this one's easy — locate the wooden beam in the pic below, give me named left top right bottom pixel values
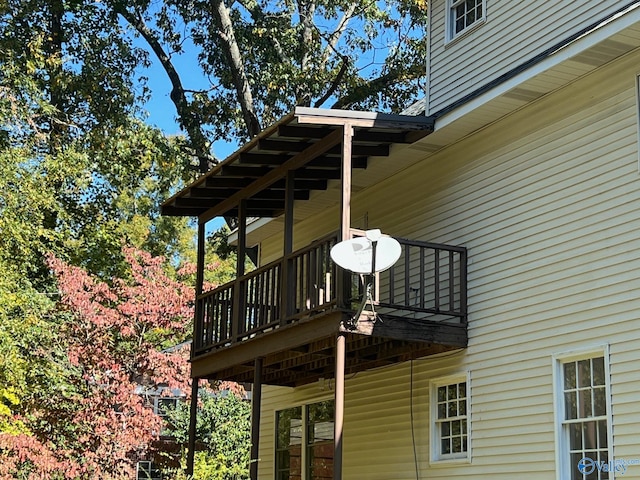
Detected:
left=340, top=124, right=353, bottom=241
left=270, top=178, right=329, bottom=191
left=204, top=177, right=253, bottom=188
left=258, top=138, right=314, bottom=152
left=240, top=153, right=368, bottom=169
left=220, top=165, right=271, bottom=178
left=294, top=106, right=435, bottom=130
left=190, top=312, right=343, bottom=378
left=334, top=332, right=345, bottom=480
left=231, top=200, right=247, bottom=343
left=277, top=125, right=333, bottom=139
left=198, top=127, right=343, bottom=223
left=340, top=315, right=467, bottom=347
left=292, top=168, right=341, bottom=180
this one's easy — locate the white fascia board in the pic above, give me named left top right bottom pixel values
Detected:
left=435, top=3, right=640, bottom=131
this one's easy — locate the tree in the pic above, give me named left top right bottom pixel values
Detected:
left=162, top=387, right=252, bottom=480
left=115, top=0, right=429, bottom=169
left=0, top=248, right=196, bottom=478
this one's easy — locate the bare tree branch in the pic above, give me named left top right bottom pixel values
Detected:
left=320, top=3, right=358, bottom=68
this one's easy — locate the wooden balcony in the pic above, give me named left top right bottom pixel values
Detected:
left=191, top=230, right=467, bottom=386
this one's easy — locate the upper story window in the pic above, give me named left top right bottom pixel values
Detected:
left=448, top=0, right=485, bottom=41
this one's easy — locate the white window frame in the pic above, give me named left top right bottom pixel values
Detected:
left=553, top=345, right=613, bottom=480
left=429, top=372, right=471, bottom=464
left=446, top=0, right=486, bottom=43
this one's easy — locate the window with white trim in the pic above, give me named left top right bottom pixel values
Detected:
left=430, top=374, right=470, bottom=463
left=555, top=348, right=612, bottom=480
left=276, top=400, right=334, bottom=480
left=448, top=0, right=485, bottom=40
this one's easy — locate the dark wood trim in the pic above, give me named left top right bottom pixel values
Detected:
left=190, top=312, right=343, bottom=378
left=186, top=378, right=199, bottom=476
left=341, top=314, right=467, bottom=346
left=198, top=128, right=343, bottom=223
left=334, top=332, right=346, bottom=480
left=249, top=358, right=263, bottom=480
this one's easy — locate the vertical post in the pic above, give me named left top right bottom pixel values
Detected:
left=281, top=170, right=295, bottom=324
left=340, top=124, right=352, bottom=242
left=193, top=222, right=206, bottom=352
left=250, top=357, right=264, bottom=480
left=186, top=378, right=199, bottom=476
left=334, top=124, right=352, bottom=480
left=232, top=200, right=247, bottom=342
left=187, top=222, right=206, bottom=476
left=334, top=332, right=346, bottom=480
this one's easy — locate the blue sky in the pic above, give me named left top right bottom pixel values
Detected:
left=137, top=48, right=230, bottom=232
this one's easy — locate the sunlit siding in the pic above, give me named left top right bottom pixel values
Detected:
left=257, top=47, right=640, bottom=478
left=427, top=0, right=630, bottom=113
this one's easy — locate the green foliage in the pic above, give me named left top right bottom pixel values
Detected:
left=118, top=0, right=428, bottom=147
left=163, top=389, right=251, bottom=480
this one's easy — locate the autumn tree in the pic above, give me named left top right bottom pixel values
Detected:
left=0, top=248, right=196, bottom=478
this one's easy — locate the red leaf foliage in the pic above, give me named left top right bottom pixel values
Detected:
left=0, top=248, right=195, bottom=479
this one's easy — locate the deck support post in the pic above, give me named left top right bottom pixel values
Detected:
left=334, top=124, right=352, bottom=480
left=187, top=222, right=206, bottom=476
left=186, top=378, right=199, bottom=475
left=282, top=170, right=295, bottom=324
left=232, top=200, right=247, bottom=342
left=250, top=357, right=263, bottom=480
left=334, top=332, right=346, bottom=480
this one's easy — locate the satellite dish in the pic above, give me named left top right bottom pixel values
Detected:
left=330, top=229, right=401, bottom=274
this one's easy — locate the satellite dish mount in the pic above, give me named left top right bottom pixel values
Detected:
left=330, top=229, right=402, bottom=329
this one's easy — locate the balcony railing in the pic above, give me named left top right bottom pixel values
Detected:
left=193, top=231, right=466, bottom=357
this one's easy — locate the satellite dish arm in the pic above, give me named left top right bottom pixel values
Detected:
left=347, top=239, right=378, bottom=329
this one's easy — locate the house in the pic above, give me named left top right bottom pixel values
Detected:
left=161, top=1, right=640, bottom=479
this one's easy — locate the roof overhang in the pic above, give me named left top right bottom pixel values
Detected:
left=161, top=107, right=435, bottom=223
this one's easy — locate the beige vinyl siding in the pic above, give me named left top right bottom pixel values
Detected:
left=257, top=45, right=640, bottom=478
left=427, top=0, right=631, bottom=113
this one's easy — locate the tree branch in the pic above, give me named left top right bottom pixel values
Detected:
left=330, top=61, right=425, bottom=110
left=210, top=0, right=262, bottom=138
left=236, top=0, right=290, bottom=64
left=115, top=5, right=217, bottom=173
left=313, top=57, right=349, bottom=108
left=320, top=2, right=358, bottom=69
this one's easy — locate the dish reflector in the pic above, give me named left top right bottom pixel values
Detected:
left=330, top=234, right=401, bottom=274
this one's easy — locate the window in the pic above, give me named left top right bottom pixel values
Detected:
left=154, top=396, right=180, bottom=419
left=137, top=461, right=162, bottom=480
left=276, top=400, right=334, bottom=480
left=430, top=374, right=470, bottom=463
left=554, top=348, right=611, bottom=480
left=276, top=406, right=303, bottom=480
left=306, top=401, right=334, bottom=480
left=448, top=0, right=485, bottom=40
